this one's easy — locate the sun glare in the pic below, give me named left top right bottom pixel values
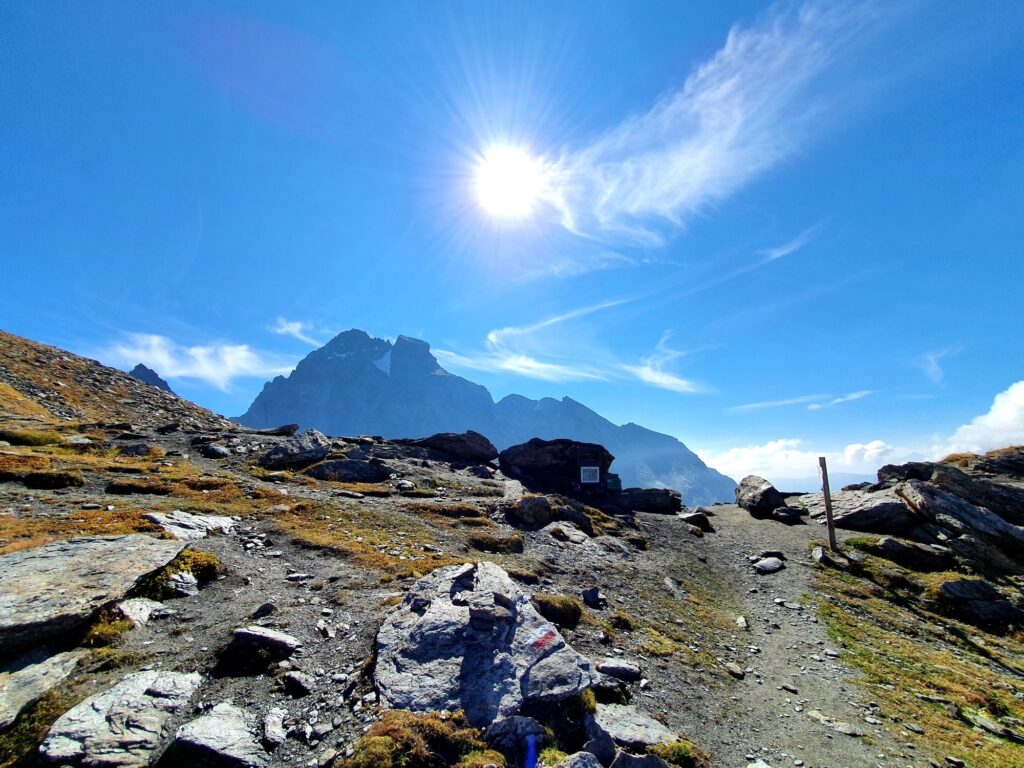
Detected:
left=474, top=146, right=548, bottom=219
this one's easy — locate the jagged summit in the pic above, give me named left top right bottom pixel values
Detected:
left=129, top=363, right=174, bottom=394
left=235, top=329, right=735, bottom=504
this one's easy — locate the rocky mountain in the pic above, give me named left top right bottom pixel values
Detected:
left=236, top=330, right=736, bottom=505
left=129, top=363, right=174, bottom=394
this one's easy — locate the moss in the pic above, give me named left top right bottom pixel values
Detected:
left=532, top=594, right=584, bottom=629
left=340, top=710, right=492, bottom=768
left=0, top=429, right=62, bottom=446
left=82, top=614, right=133, bottom=647
left=537, top=748, right=569, bottom=766
left=23, top=470, right=85, bottom=489
left=580, top=688, right=597, bottom=714
left=467, top=531, right=524, bottom=554
left=0, top=687, right=84, bottom=768
left=134, top=548, right=224, bottom=600
left=456, top=750, right=506, bottom=768
left=105, top=479, right=172, bottom=495
left=647, top=738, right=707, bottom=767
left=608, top=611, right=637, bottom=631
left=639, top=627, right=676, bottom=657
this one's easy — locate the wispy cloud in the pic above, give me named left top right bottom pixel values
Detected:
left=270, top=317, right=324, bottom=347
left=486, top=299, right=630, bottom=349
left=540, top=1, right=875, bottom=245
left=434, top=349, right=606, bottom=383
left=758, top=223, right=825, bottom=261
left=727, top=394, right=828, bottom=413
left=807, top=389, right=873, bottom=411
left=620, top=332, right=700, bottom=393
left=102, top=333, right=295, bottom=391
left=915, top=345, right=962, bottom=384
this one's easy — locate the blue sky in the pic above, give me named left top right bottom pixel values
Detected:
left=2, top=1, right=1023, bottom=485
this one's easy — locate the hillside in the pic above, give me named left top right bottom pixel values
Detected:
left=236, top=330, right=735, bottom=505
left=2, top=329, right=1024, bottom=768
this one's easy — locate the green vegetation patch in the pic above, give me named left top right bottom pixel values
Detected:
left=134, top=548, right=224, bottom=600
left=647, top=738, right=708, bottom=768
left=0, top=429, right=62, bottom=446
left=340, top=710, right=503, bottom=768
left=532, top=594, right=584, bottom=629
left=467, top=531, right=524, bottom=554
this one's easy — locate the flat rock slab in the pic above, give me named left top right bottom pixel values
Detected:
left=232, top=626, right=302, bottom=657
left=375, top=561, right=594, bottom=726
left=166, top=702, right=268, bottom=768
left=143, top=510, right=234, bottom=540
left=0, top=650, right=85, bottom=730
left=40, top=670, right=201, bottom=766
left=0, top=535, right=186, bottom=656
left=797, top=488, right=913, bottom=534
left=585, top=703, right=676, bottom=753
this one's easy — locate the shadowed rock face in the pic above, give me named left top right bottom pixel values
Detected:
left=129, top=363, right=174, bottom=394
left=374, top=562, right=594, bottom=726
left=0, top=535, right=186, bottom=656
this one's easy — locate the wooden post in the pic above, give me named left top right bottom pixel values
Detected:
left=819, top=456, right=838, bottom=551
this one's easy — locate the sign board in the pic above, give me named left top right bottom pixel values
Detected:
left=580, top=466, right=600, bottom=484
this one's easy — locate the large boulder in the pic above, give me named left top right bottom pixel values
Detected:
left=926, top=578, right=1023, bottom=631
left=897, top=480, right=1024, bottom=554
left=618, top=488, right=682, bottom=515
left=499, top=439, right=614, bottom=498
left=256, top=430, right=331, bottom=470
left=408, top=430, right=498, bottom=464
left=797, top=488, right=915, bottom=534
left=0, top=535, right=186, bottom=656
left=375, top=562, right=594, bottom=726
left=143, top=509, right=234, bottom=540
left=584, top=703, right=676, bottom=754
left=735, top=476, right=786, bottom=517
left=1, top=650, right=85, bottom=731
left=40, top=670, right=201, bottom=765
left=928, top=464, right=1024, bottom=526
left=304, top=458, right=390, bottom=483
left=164, top=702, right=269, bottom=768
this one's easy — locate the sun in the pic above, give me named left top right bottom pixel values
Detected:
left=474, top=146, right=548, bottom=219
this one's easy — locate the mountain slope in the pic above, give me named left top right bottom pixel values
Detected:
left=236, top=330, right=735, bottom=504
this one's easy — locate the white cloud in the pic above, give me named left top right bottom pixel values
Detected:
left=103, top=333, right=295, bottom=391
left=807, top=389, right=873, bottom=411
left=620, top=332, right=700, bottom=393
left=434, top=349, right=606, bottom=383
left=542, top=1, right=873, bottom=244
left=698, top=436, right=900, bottom=485
left=915, top=345, right=962, bottom=384
left=270, top=317, right=324, bottom=347
left=933, top=380, right=1024, bottom=457
left=728, top=394, right=828, bottom=413
left=758, top=223, right=824, bottom=261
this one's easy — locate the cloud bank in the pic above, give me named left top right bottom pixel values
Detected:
left=933, top=380, right=1024, bottom=457
left=103, top=333, right=295, bottom=391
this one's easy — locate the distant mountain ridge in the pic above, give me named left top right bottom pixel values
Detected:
left=235, top=329, right=736, bottom=504
left=129, top=363, right=174, bottom=394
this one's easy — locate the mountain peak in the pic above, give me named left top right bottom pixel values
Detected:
left=129, top=363, right=174, bottom=394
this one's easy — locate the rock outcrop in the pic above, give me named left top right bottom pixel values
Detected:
left=499, top=438, right=615, bottom=499
left=1, top=650, right=84, bottom=730
left=143, top=510, right=234, bottom=540
left=0, top=535, right=185, bottom=656
left=405, top=430, right=499, bottom=464
left=375, top=562, right=594, bottom=725
left=256, top=429, right=332, bottom=470
left=165, top=702, right=269, bottom=768
left=617, top=487, right=682, bottom=515
left=40, top=670, right=201, bottom=765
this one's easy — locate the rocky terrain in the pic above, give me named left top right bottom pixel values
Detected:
left=1, top=329, right=1023, bottom=768
left=235, top=330, right=735, bottom=505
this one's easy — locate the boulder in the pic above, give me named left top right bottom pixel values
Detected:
left=507, top=496, right=554, bottom=526
left=40, top=670, right=201, bottom=765
left=202, top=444, right=233, bottom=459
left=868, top=537, right=954, bottom=572
left=969, top=446, right=1024, bottom=477
left=304, top=458, right=390, bottom=483
left=555, top=754, right=603, bottom=768
left=876, top=462, right=934, bottom=487
left=143, top=509, right=234, bottom=540
left=117, top=597, right=169, bottom=625
left=499, top=438, right=614, bottom=498
left=1, top=650, right=84, bottom=731
left=735, top=476, right=786, bottom=517
left=678, top=511, right=712, bottom=532
left=928, top=464, right=1024, bottom=526
left=545, top=522, right=590, bottom=545
left=585, top=703, right=676, bottom=754
left=596, top=659, right=642, bottom=682
left=257, top=430, right=331, bottom=470
left=610, top=753, right=672, bottom=768
left=897, top=480, right=1024, bottom=554
left=769, top=507, right=804, bottom=525
left=0, top=535, right=185, bottom=656
left=752, top=557, right=785, bottom=575
left=928, top=578, right=1023, bottom=631
left=165, top=702, right=268, bottom=768
left=408, top=431, right=498, bottom=464
left=375, top=562, right=594, bottom=726
left=797, top=488, right=915, bottom=534
left=231, top=626, right=302, bottom=658
left=484, top=716, right=547, bottom=761
left=618, top=488, right=682, bottom=515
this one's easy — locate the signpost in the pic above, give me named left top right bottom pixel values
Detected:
left=819, top=456, right=838, bottom=551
